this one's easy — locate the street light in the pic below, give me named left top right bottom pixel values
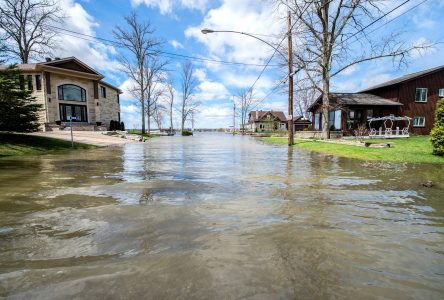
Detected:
left=201, top=27, right=294, bottom=146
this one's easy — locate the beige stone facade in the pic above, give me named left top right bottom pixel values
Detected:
left=4, top=57, right=121, bottom=131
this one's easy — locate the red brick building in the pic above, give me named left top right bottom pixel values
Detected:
left=308, top=66, right=444, bottom=135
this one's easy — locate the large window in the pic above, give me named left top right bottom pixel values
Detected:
left=314, top=113, right=321, bottom=131
left=27, top=75, right=33, bottom=91
left=59, top=104, right=88, bottom=122
left=415, top=88, right=428, bottom=102
left=347, top=109, right=362, bottom=129
left=413, top=116, right=425, bottom=127
left=439, top=88, right=444, bottom=98
left=58, top=84, right=86, bottom=102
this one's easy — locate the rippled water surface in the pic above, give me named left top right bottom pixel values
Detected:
left=0, top=134, right=443, bottom=299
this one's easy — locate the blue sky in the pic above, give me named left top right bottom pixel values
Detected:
left=49, top=0, right=444, bottom=129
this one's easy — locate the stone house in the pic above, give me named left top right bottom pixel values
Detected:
left=0, top=57, right=121, bottom=131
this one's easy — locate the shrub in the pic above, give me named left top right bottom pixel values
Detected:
left=182, top=130, right=193, bottom=136
left=109, top=120, right=116, bottom=131
left=431, top=98, right=444, bottom=156
left=120, top=121, right=125, bottom=131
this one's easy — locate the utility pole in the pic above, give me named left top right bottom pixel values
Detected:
left=233, top=96, right=236, bottom=135
left=287, top=2, right=294, bottom=146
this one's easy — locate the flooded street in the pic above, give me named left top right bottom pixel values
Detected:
left=0, top=134, right=443, bottom=299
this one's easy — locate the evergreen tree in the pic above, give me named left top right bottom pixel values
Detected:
left=431, top=99, right=444, bottom=156
left=0, top=66, right=42, bottom=132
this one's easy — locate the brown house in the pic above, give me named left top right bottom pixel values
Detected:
left=308, top=65, right=444, bottom=135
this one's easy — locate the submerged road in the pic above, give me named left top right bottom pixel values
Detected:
left=0, top=133, right=443, bottom=299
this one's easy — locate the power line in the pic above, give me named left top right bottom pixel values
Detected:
left=46, top=25, right=282, bottom=67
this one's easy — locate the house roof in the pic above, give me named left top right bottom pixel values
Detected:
left=249, top=110, right=287, bottom=122
left=360, top=65, right=444, bottom=92
left=308, top=93, right=402, bottom=112
left=293, top=116, right=311, bottom=123
left=0, top=57, right=121, bottom=92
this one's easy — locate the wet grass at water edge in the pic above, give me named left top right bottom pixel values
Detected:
left=126, top=129, right=160, bottom=139
left=262, top=136, right=444, bottom=164
left=0, top=133, right=96, bottom=157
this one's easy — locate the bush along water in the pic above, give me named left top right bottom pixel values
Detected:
left=431, top=98, right=444, bottom=156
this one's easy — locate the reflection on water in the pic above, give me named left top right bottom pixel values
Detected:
left=0, top=133, right=443, bottom=299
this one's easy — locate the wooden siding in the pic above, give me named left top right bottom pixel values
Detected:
left=369, top=69, right=444, bottom=135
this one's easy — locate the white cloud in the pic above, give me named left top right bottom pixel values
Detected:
left=54, top=0, right=120, bottom=76
left=121, top=104, right=138, bottom=113
left=170, top=39, right=184, bottom=49
left=131, top=0, right=209, bottom=14
left=196, top=80, right=230, bottom=101
left=185, top=0, right=285, bottom=66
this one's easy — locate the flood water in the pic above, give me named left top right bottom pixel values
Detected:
left=0, top=134, right=443, bottom=299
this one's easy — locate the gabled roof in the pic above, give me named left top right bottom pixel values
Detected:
left=360, top=65, right=444, bottom=92
left=40, top=57, right=103, bottom=77
left=308, top=93, right=402, bottom=112
left=249, top=110, right=287, bottom=122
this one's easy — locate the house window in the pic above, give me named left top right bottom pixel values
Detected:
left=334, top=110, right=341, bottom=130
left=19, top=75, right=25, bottom=90
left=314, top=113, right=321, bottom=131
left=117, top=94, right=120, bottom=104
left=347, top=109, right=362, bottom=129
left=100, top=86, right=106, bottom=98
left=59, top=104, right=87, bottom=122
left=27, top=75, right=33, bottom=91
left=58, top=84, right=86, bottom=102
left=439, top=88, right=444, bottom=98
left=413, top=116, right=425, bottom=127
left=35, top=75, right=41, bottom=90
left=415, top=88, right=428, bottom=102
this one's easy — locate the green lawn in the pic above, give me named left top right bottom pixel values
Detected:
left=126, top=129, right=159, bottom=139
left=262, top=136, right=444, bottom=164
left=0, top=133, right=96, bottom=157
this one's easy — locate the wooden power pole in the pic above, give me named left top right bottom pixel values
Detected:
left=287, top=3, right=294, bottom=146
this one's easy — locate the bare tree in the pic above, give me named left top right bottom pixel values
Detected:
left=279, top=0, right=431, bottom=138
left=153, top=102, right=166, bottom=131
left=114, top=12, right=161, bottom=134
left=143, top=57, right=168, bottom=133
left=236, top=88, right=258, bottom=134
left=0, top=0, right=63, bottom=63
left=179, top=61, right=199, bottom=132
left=164, top=79, right=175, bottom=133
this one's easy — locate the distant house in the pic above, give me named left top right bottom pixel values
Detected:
left=0, top=57, right=121, bottom=131
left=308, top=65, right=444, bottom=135
left=247, top=110, right=287, bottom=132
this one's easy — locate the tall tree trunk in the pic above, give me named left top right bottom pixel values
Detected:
left=170, top=107, right=173, bottom=133
left=141, top=95, right=145, bottom=134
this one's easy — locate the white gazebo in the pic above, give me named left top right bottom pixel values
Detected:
left=368, top=116, right=412, bottom=138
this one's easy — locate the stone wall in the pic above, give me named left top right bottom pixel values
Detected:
left=98, top=84, right=120, bottom=128
left=295, top=131, right=343, bottom=139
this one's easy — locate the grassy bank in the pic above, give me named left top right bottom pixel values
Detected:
left=0, top=133, right=95, bottom=157
left=262, top=136, right=444, bottom=164
left=127, top=129, right=159, bottom=139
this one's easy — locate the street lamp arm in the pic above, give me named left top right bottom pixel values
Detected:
left=201, top=28, right=288, bottom=62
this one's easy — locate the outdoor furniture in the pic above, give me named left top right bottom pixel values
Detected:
left=365, top=142, right=392, bottom=148
left=368, top=116, right=411, bottom=138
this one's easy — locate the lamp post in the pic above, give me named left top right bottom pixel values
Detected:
left=201, top=27, right=294, bottom=146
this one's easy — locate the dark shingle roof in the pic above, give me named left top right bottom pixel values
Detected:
left=249, top=110, right=287, bottom=122
left=360, top=65, right=444, bottom=92
left=308, top=93, right=402, bottom=111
